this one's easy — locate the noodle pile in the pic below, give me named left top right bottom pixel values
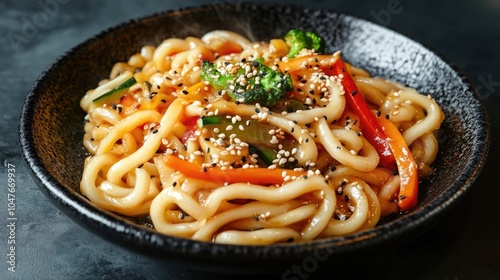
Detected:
left=80, top=30, right=444, bottom=244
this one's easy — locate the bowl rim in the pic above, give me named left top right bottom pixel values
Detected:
left=18, top=1, right=491, bottom=266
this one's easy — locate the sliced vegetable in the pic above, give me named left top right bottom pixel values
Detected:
left=181, top=81, right=212, bottom=101
left=199, top=116, right=299, bottom=167
left=249, top=144, right=276, bottom=166
left=197, top=115, right=223, bottom=127
left=273, top=99, right=309, bottom=113
left=331, top=58, right=396, bottom=169
left=249, top=145, right=298, bottom=169
left=93, top=77, right=136, bottom=107
left=164, top=154, right=306, bottom=185
left=201, top=117, right=278, bottom=148
left=375, top=115, right=419, bottom=211
left=181, top=116, right=200, bottom=143
left=119, top=94, right=135, bottom=107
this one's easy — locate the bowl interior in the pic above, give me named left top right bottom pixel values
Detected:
left=19, top=3, right=489, bottom=273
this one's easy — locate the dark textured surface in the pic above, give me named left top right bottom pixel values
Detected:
left=2, top=0, right=500, bottom=279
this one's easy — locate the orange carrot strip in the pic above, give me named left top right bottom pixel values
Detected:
left=164, top=154, right=307, bottom=185
left=375, top=115, right=419, bottom=211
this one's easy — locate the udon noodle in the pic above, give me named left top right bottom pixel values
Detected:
left=80, top=30, right=444, bottom=244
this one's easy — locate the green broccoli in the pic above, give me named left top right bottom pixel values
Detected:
left=284, top=29, right=326, bottom=58
left=201, top=58, right=293, bottom=108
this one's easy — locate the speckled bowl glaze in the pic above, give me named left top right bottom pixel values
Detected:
left=19, top=3, right=489, bottom=274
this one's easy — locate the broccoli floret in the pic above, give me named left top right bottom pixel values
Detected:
left=201, top=58, right=293, bottom=108
left=200, top=60, right=233, bottom=90
left=284, top=29, right=326, bottom=58
left=305, top=31, right=326, bottom=54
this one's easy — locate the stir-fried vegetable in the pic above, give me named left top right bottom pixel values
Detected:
left=198, top=115, right=299, bottom=168
left=331, top=58, right=396, bottom=169
left=284, top=29, right=326, bottom=58
left=164, top=154, right=306, bottom=185
left=375, top=116, right=419, bottom=211
left=93, top=76, right=136, bottom=107
left=201, top=58, right=293, bottom=107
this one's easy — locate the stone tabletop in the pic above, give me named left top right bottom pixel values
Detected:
left=1, top=0, right=499, bottom=279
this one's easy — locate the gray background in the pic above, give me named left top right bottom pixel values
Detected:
left=1, top=0, right=499, bottom=279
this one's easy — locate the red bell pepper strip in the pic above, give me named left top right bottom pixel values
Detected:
left=375, top=115, right=419, bottom=211
left=181, top=116, right=200, bottom=144
left=331, top=58, right=396, bottom=169
left=164, top=154, right=307, bottom=185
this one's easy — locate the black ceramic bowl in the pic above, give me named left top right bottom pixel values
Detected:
left=19, top=2, right=489, bottom=274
